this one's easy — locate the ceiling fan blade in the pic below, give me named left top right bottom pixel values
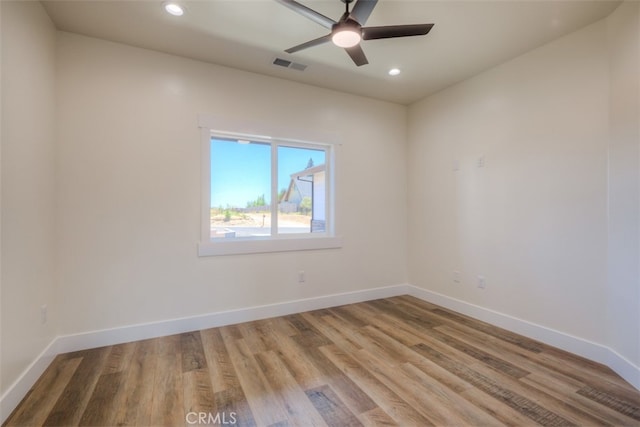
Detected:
left=345, top=44, right=369, bottom=66
left=349, top=0, right=378, bottom=25
left=362, top=23, right=434, bottom=40
left=285, top=34, right=332, bottom=54
left=274, top=0, right=336, bottom=29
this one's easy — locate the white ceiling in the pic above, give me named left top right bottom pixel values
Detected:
left=42, top=0, right=620, bottom=105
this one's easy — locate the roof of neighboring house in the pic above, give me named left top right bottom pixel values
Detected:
left=289, top=164, right=325, bottom=179
left=281, top=164, right=325, bottom=203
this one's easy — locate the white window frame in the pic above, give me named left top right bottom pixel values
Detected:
left=198, top=116, right=342, bottom=256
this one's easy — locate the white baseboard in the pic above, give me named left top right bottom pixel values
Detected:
left=0, top=339, right=58, bottom=423
left=55, top=284, right=409, bottom=353
left=3, top=282, right=639, bottom=424
left=406, top=285, right=640, bottom=391
left=606, top=348, right=640, bottom=391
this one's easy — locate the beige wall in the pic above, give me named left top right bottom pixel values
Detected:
left=1, top=1, right=58, bottom=395
left=407, top=20, right=610, bottom=343
left=407, top=3, right=640, bottom=375
left=606, top=1, right=640, bottom=371
left=54, top=32, right=408, bottom=335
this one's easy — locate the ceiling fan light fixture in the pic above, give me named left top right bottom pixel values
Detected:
left=163, top=2, right=184, bottom=16
left=332, top=27, right=362, bottom=48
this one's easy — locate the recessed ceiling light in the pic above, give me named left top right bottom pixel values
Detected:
left=163, top=2, right=184, bottom=16
left=388, top=68, right=401, bottom=76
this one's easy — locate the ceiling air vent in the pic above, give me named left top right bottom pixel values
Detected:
left=272, top=57, right=307, bottom=72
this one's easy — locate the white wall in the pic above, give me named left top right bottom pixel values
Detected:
left=0, top=1, right=57, bottom=396
left=606, top=1, right=640, bottom=378
left=407, top=21, right=610, bottom=344
left=54, top=32, right=408, bottom=335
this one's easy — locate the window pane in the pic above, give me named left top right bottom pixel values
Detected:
left=210, top=138, right=271, bottom=239
left=277, top=146, right=326, bottom=235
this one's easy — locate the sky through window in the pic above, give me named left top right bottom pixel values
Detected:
left=210, top=138, right=325, bottom=208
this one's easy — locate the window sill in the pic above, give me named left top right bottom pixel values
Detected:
left=198, top=235, right=343, bottom=256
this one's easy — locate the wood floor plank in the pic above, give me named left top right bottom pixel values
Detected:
left=428, top=327, right=531, bottom=379
left=535, top=349, right=640, bottom=399
left=112, top=338, right=159, bottom=426
left=254, top=350, right=328, bottom=426
left=357, top=407, right=397, bottom=427
left=543, top=344, right=626, bottom=380
left=292, top=333, right=378, bottom=415
left=222, top=334, right=289, bottom=425
left=287, top=313, right=334, bottom=348
left=237, top=319, right=281, bottom=354
left=305, top=384, right=363, bottom=427
left=327, top=305, right=369, bottom=328
left=201, top=327, right=240, bottom=393
left=428, top=307, right=545, bottom=353
left=4, top=356, right=82, bottom=426
left=270, top=314, right=301, bottom=337
left=102, top=341, right=136, bottom=375
left=183, top=368, right=216, bottom=417
left=393, top=294, right=441, bottom=310
left=78, top=371, right=126, bottom=426
left=351, top=307, right=474, bottom=394
left=522, top=373, right=640, bottom=426
left=320, top=344, right=435, bottom=426
left=576, top=385, right=640, bottom=421
left=434, top=323, right=587, bottom=389
left=412, top=342, right=605, bottom=426
left=458, top=386, right=541, bottom=427
left=7, top=297, right=640, bottom=427
left=430, top=315, right=545, bottom=360
left=181, top=331, right=208, bottom=372
left=268, top=332, right=327, bottom=391
left=149, top=334, right=184, bottom=426
left=366, top=298, right=442, bottom=331
left=301, top=310, right=363, bottom=353
left=352, top=346, right=502, bottom=427
left=213, top=387, right=257, bottom=427
left=351, top=303, right=424, bottom=347
left=41, top=346, right=111, bottom=426
left=401, top=362, right=508, bottom=427
left=200, top=329, right=256, bottom=427
left=85, top=341, right=138, bottom=426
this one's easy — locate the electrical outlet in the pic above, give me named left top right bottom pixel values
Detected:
left=453, top=270, right=461, bottom=284
left=477, top=155, right=485, bottom=168
left=298, top=271, right=305, bottom=283
left=40, top=304, right=47, bottom=325
left=477, top=276, right=486, bottom=289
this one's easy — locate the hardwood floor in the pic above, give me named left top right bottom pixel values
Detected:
left=5, top=296, right=640, bottom=426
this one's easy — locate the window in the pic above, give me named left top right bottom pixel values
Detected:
left=209, top=138, right=327, bottom=239
left=198, top=120, right=341, bottom=256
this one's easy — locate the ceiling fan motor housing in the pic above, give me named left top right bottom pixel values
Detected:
left=333, top=18, right=361, bottom=34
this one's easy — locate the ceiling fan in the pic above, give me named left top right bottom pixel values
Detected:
left=275, top=0, right=434, bottom=66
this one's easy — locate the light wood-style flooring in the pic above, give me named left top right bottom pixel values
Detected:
left=4, top=296, right=640, bottom=426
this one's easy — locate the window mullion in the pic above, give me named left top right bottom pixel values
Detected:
left=271, top=142, right=278, bottom=237
left=203, top=131, right=213, bottom=242
left=325, top=146, right=331, bottom=235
